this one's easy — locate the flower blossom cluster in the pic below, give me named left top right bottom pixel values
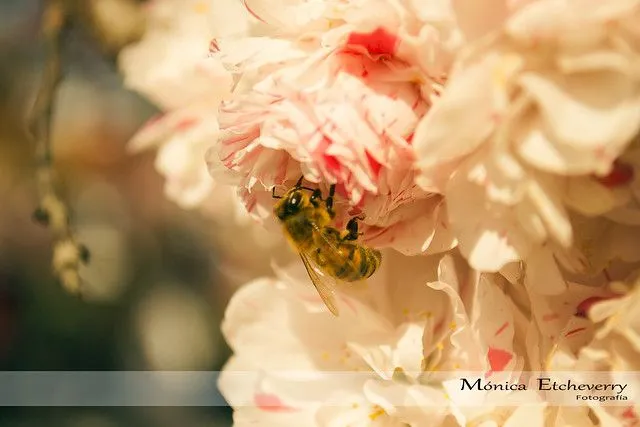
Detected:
left=119, top=0, right=640, bottom=425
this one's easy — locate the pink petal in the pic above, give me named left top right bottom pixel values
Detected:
left=242, top=0, right=267, bottom=22
left=346, top=27, right=399, bottom=56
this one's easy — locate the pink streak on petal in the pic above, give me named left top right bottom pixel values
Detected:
left=622, top=406, right=638, bottom=420
left=221, top=128, right=260, bottom=147
left=245, top=198, right=257, bottom=213
left=564, top=327, right=587, bottom=337
left=208, top=39, right=220, bottom=53
left=334, top=183, right=349, bottom=199
left=324, top=154, right=342, bottom=174
left=575, top=297, right=610, bottom=318
left=242, top=0, right=267, bottom=22
left=596, top=160, right=634, bottom=188
left=144, top=113, right=165, bottom=128
left=365, top=151, right=382, bottom=177
left=433, top=319, right=444, bottom=334
left=254, top=393, right=297, bottom=412
left=487, top=347, right=512, bottom=372
left=346, top=27, right=399, bottom=56
left=494, top=322, right=509, bottom=337
left=542, top=313, right=560, bottom=322
left=175, top=118, right=198, bottom=131
left=405, top=133, right=414, bottom=144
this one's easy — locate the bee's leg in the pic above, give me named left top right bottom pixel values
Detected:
left=272, top=187, right=282, bottom=199
left=341, top=217, right=360, bottom=241
left=325, top=184, right=336, bottom=218
left=309, top=189, right=322, bottom=207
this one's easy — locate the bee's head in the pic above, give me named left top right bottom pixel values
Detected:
left=274, top=189, right=308, bottom=220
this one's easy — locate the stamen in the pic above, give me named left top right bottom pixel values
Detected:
left=368, top=405, right=386, bottom=420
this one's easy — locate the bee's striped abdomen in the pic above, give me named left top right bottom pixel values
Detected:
left=332, top=243, right=381, bottom=282
left=362, top=247, right=381, bottom=279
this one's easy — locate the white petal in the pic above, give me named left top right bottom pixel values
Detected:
left=518, top=72, right=640, bottom=174
left=506, top=0, right=639, bottom=48
left=234, top=406, right=319, bottom=427
left=364, top=380, right=450, bottom=426
left=526, top=174, right=573, bottom=247
left=558, top=50, right=635, bottom=75
left=218, top=355, right=261, bottom=407
left=413, top=57, right=498, bottom=188
left=503, top=402, right=547, bottom=427
left=452, top=0, right=509, bottom=41
left=565, top=176, right=619, bottom=216
left=515, top=112, right=611, bottom=175
left=524, top=245, right=568, bottom=295
left=446, top=165, right=534, bottom=271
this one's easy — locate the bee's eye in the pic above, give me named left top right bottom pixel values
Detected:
left=288, top=192, right=302, bottom=208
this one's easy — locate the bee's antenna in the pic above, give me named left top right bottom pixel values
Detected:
left=295, top=176, right=304, bottom=188
left=271, top=187, right=282, bottom=199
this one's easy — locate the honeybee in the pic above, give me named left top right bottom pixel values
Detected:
left=272, top=176, right=382, bottom=316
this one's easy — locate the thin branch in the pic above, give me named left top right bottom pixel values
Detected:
left=28, top=0, right=89, bottom=296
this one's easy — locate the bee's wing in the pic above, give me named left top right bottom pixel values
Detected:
left=309, top=222, right=363, bottom=275
left=298, top=250, right=341, bottom=316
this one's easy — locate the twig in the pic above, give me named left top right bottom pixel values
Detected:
left=28, top=0, right=89, bottom=296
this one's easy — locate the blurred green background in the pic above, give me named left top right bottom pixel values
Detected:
left=0, top=0, right=248, bottom=425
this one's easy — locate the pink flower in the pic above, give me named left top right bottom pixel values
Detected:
left=201, top=0, right=464, bottom=255
left=239, top=0, right=460, bottom=80
left=217, top=48, right=424, bottom=202
left=209, top=39, right=455, bottom=254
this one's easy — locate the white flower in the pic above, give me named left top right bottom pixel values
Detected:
left=119, top=0, right=246, bottom=110
left=545, top=275, right=640, bottom=425
left=219, top=250, right=540, bottom=426
left=219, top=252, right=456, bottom=426
left=413, top=0, right=640, bottom=272
left=117, top=2, right=640, bottom=426
left=118, top=0, right=247, bottom=209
